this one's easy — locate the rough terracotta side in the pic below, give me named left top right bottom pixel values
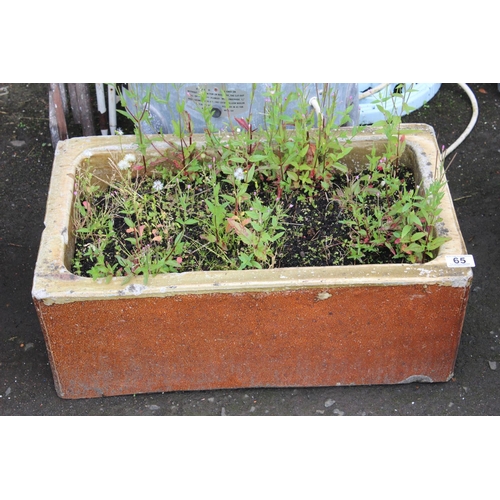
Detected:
left=34, top=283, right=469, bottom=399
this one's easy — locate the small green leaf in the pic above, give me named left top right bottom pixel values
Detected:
left=201, top=233, right=216, bottom=243
left=165, top=259, right=181, bottom=268
left=247, top=165, right=256, bottom=182
left=270, top=232, right=285, bottom=242
left=299, top=144, right=310, bottom=158
left=249, top=154, right=268, bottom=162
left=408, top=212, right=422, bottom=226
left=124, top=217, right=135, bottom=228
left=426, top=236, right=451, bottom=250
left=411, top=232, right=428, bottom=242
left=406, top=245, right=423, bottom=256
left=230, top=157, right=246, bottom=164
left=401, top=225, right=412, bottom=240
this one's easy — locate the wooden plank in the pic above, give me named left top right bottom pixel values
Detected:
left=49, top=83, right=68, bottom=147
left=75, top=83, right=95, bottom=136
left=48, top=85, right=59, bottom=147
left=58, top=83, right=68, bottom=116
left=67, top=83, right=81, bottom=124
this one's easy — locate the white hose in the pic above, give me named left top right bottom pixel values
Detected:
left=442, top=83, right=479, bottom=159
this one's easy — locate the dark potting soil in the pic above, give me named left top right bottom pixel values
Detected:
left=72, top=167, right=415, bottom=278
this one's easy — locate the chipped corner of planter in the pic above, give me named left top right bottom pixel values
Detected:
left=32, top=124, right=473, bottom=399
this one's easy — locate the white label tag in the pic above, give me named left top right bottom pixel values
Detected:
left=446, top=255, right=475, bottom=267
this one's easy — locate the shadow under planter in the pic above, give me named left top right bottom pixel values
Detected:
left=32, top=125, right=473, bottom=399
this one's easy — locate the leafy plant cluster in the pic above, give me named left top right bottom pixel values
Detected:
left=333, top=91, right=450, bottom=264
left=71, top=83, right=451, bottom=282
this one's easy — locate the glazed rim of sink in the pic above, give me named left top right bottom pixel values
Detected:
left=32, top=124, right=473, bottom=305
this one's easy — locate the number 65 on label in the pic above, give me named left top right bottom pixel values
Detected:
left=445, top=255, right=476, bottom=267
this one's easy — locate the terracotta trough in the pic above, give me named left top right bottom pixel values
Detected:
left=32, top=125, right=473, bottom=399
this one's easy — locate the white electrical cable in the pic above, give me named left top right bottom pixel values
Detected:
left=442, top=83, right=479, bottom=159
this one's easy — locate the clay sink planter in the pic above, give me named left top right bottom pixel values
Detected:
left=32, top=124, right=473, bottom=399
